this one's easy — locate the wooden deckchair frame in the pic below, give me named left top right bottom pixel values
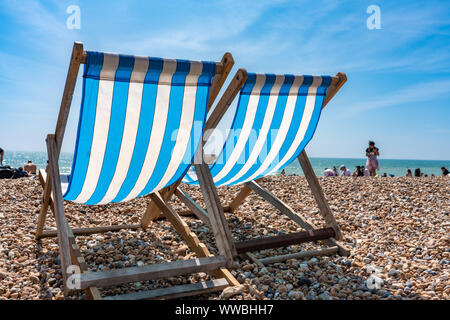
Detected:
left=35, top=42, right=239, bottom=300
left=173, top=70, right=351, bottom=266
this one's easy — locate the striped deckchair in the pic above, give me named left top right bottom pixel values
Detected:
left=170, top=69, right=351, bottom=266
left=36, top=42, right=239, bottom=300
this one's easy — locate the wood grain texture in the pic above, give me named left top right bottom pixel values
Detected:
left=36, top=42, right=84, bottom=239
left=259, top=246, right=339, bottom=265
left=103, top=278, right=229, bottom=300
left=234, top=228, right=335, bottom=253
left=79, top=256, right=227, bottom=289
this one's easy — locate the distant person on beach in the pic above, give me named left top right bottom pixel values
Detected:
left=361, top=165, right=369, bottom=177
left=281, top=169, right=286, bottom=176
left=353, top=166, right=364, bottom=177
left=340, top=165, right=351, bottom=176
left=365, top=141, right=380, bottom=177
left=414, top=168, right=423, bottom=177
left=12, top=167, right=29, bottom=179
left=323, top=168, right=334, bottom=177
left=24, top=160, right=37, bottom=175
left=442, top=167, right=449, bottom=176
left=332, top=166, right=339, bottom=177
left=406, top=169, right=412, bottom=177
left=0, top=147, right=4, bottom=166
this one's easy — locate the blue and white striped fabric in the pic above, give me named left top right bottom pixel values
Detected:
left=63, top=51, right=217, bottom=204
left=183, top=73, right=332, bottom=187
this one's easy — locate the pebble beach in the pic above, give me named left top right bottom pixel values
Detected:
left=0, top=175, right=448, bottom=300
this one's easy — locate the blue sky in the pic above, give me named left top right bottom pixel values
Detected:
left=0, top=0, right=449, bottom=160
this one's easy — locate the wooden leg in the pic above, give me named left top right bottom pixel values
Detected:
left=174, top=187, right=212, bottom=228
left=195, top=163, right=236, bottom=262
left=46, top=134, right=73, bottom=294
left=224, top=178, right=263, bottom=213
left=66, top=223, right=102, bottom=300
left=38, top=168, right=102, bottom=299
left=141, top=182, right=180, bottom=229
left=226, top=184, right=253, bottom=213
left=298, top=150, right=343, bottom=240
left=36, top=171, right=52, bottom=239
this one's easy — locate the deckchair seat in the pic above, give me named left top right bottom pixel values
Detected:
left=184, top=73, right=334, bottom=186
left=64, top=51, right=218, bottom=205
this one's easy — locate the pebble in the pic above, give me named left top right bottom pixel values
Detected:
left=220, top=285, right=245, bottom=299
left=388, top=269, right=399, bottom=277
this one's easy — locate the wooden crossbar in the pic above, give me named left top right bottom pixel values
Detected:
left=79, top=256, right=227, bottom=290
left=41, top=224, right=140, bottom=238
left=103, top=278, right=229, bottom=300
left=258, top=246, right=339, bottom=265
left=234, top=228, right=335, bottom=254
left=174, top=187, right=211, bottom=228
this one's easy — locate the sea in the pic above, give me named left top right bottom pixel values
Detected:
left=2, top=151, right=449, bottom=177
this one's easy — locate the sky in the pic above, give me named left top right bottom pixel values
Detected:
left=0, top=0, right=449, bottom=160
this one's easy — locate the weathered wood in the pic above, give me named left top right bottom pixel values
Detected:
left=66, top=225, right=102, bottom=300
left=36, top=42, right=84, bottom=240
left=244, top=252, right=265, bottom=269
left=41, top=224, right=141, bottom=238
left=141, top=182, right=180, bottom=228
left=37, top=168, right=101, bottom=299
left=259, top=246, right=339, bottom=265
left=195, top=161, right=236, bottom=262
left=322, top=72, right=347, bottom=109
left=37, top=170, right=56, bottom=220
left=208, top=53, right=234, bottom=110
left=246, top=180, right=350, bottom=255
left=297, top=151, right=342, bottom=240
left=174, top=187, right=211, bottom=228
left=150, top=191, right=209, bottom=257
left=247, top=181, right=317, bottom=230
left=46, top=134, right=72, bottom=292
left=227, top=184, right=253, bottom=213
left=234, top=228, right=335, bottom=254
left=103, top=278, right=229, bottom=300
left=79, top=256, right=227, bottom=289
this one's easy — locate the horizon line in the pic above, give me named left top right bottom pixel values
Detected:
left=3, top=150, right=450, bottom=163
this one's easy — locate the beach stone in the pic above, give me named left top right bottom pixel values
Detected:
left=388, top=269, right=399, bottom=277
left=277, top=285, right=287, bottom=293
left=318, top=292, right=332, bottom=300
left=175, top=245, right=188, bottom=256
left=220, top=285, right=245, bottom=299
left=298, top=278, right=312, bottom=286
